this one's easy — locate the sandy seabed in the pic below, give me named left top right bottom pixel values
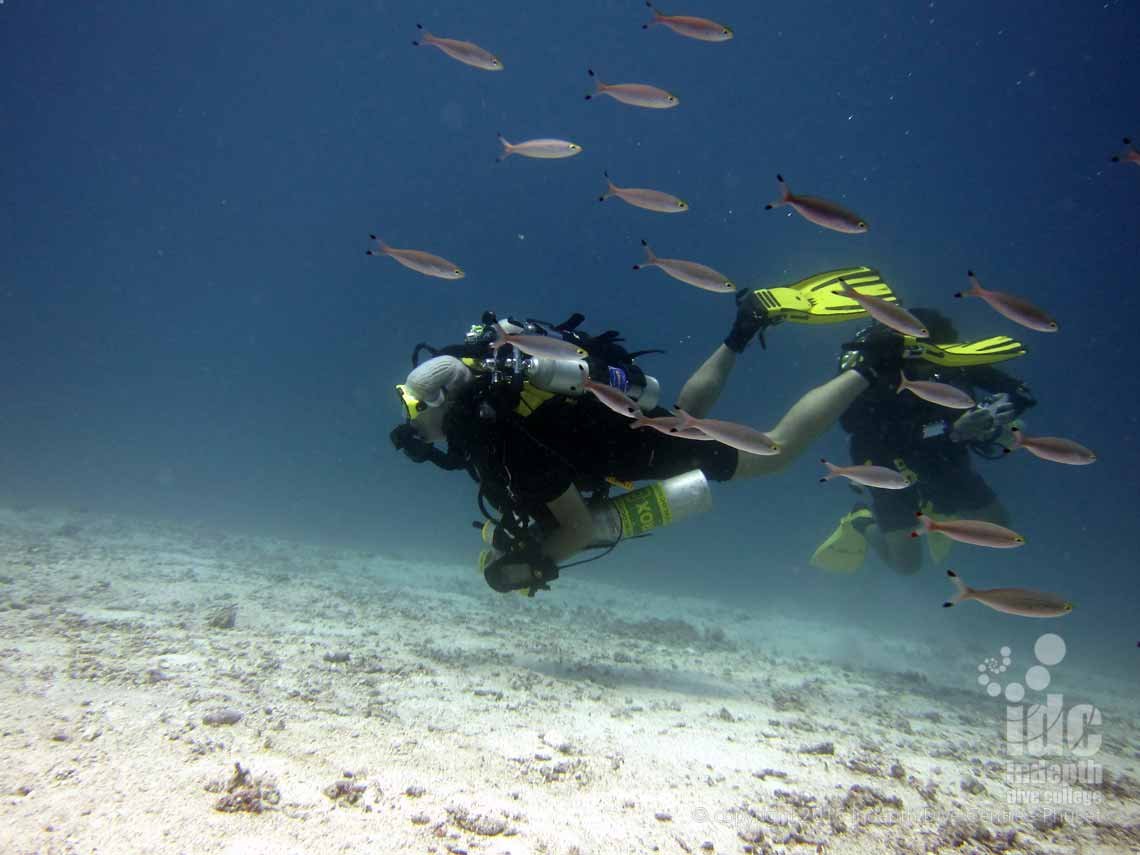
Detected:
left=1, top=505, right=1137, bottom=855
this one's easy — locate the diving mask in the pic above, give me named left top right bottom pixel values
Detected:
left=395, top=384, right=428, bottom=422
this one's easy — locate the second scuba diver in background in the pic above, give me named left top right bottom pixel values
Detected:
left=811, top=308, right=1036, bottom=575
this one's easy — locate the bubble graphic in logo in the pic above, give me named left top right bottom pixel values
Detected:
left=975, top=634, right=1066, bottom=701
left=1034, top=633, right=1066, bottom=667
left=1026, top=665, right=1051, bottom=692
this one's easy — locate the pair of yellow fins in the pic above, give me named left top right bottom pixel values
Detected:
left=809, top=502, right=956, bottom=574
left=754, top=266, right=1027, bottom=367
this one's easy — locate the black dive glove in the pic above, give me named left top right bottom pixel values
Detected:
left=838, top=325, right=905, bottom=384
left=390, top=423, right=435, bottom=462
left=724, top=289, right=772, bottom=353
left=391, top=425, right=469, bottom=470
left=483, top=540, right=559, bottom=594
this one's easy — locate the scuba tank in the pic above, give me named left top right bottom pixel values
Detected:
left=587, top=468, right=711, bottom=545
left=463, top=313, right=662, bottom=412
left=522, top=355, right=660, bottom=411
left=477, top=469, right=712, bottom=582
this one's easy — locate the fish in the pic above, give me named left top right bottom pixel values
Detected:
left=497, top=134, right=583, bottom=161
left=1005, top=427, right=1096, bottom=465
left=897, top=370, right=975, bottom=409
left=765, top=174, right=868, bottom=234
left=585, top=69, right=679, bottom=109
left=366, top=235, right=465, bottom=280
left=955, top=271, right=1058, bottom=333
left=672, top=407, right=780, bottom=455
left=1110, top=137, right=1140, bottom=166
left=582, top=377, right=642, bottom=417
left=837, top=280, right=929, bottom=338
left=599, top=172, right=689, bottom=213
left=413, top=24, right=503, bottom=71
left=643, top=2, right=734, bottom=42
left=633, top=240, right=735, bottom=293
left=943, top=570, right=1073, bottom=618
left=819, top=458, right=913, bottom=489
left=629, top=414, right=714, bottom=440
left=912, top=513, right=1025, bottom=548
left=490, top=323, right=588, bottom=360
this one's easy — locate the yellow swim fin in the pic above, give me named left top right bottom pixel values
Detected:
left=752, top=267, right=895, bottom=325
left=810, top=506, right=873, bottom=573
left=917, top=500, right=954, bottom=565
left=903, top=335, right=1027, bottom=367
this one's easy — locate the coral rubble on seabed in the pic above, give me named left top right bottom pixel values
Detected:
left=0, top=505, right=1137, bottom=854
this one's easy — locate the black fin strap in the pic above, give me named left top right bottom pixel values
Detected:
left=553, top=312, right=586, bottom=332
left=411, top=343, right=440, bottom=367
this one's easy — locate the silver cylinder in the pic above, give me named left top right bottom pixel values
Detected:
left=590, top=468, right=712, bottom=544
left=525, top=356, right=589, bottom=395
left=630, top=373, right=661, bottom=411
left=527, top=356, right=661, bottom=411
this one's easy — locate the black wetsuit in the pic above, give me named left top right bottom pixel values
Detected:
left=444, top=389, right=737, bottom=528
left=839, top=362, right=1034, bottom=532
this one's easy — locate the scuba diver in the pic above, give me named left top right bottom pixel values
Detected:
left=811, top=308, right=1036, bottom=576
left=390, top=267, right=907, bottom=595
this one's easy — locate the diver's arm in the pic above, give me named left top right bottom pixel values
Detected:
left=676, top=344, right=737, bottom=418
left=479, top=485, right=592, bottom=594
left=540, top=485, right=596, bottom=561
left=732, top=370, right=869, bottom=479
left=677, top=293, right=772, bottom=418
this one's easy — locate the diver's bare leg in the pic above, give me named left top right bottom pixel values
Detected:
left=675, top=344, right=737, bottom=418
left=865, top=524, right=923, bottom=575
left=731, top=370, right=869, bottom=479
left=967, top=497, right=1011, bottom=527
left=865, top=496, right=1007, bottom=575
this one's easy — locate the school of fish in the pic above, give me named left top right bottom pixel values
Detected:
left=384, top=5, right=1119, bottom=622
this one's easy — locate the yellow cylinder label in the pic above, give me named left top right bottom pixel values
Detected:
left=612, top=483, right=672, bottom=537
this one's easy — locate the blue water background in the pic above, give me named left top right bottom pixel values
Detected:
left=2, top=1, right=1138, bottom=680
